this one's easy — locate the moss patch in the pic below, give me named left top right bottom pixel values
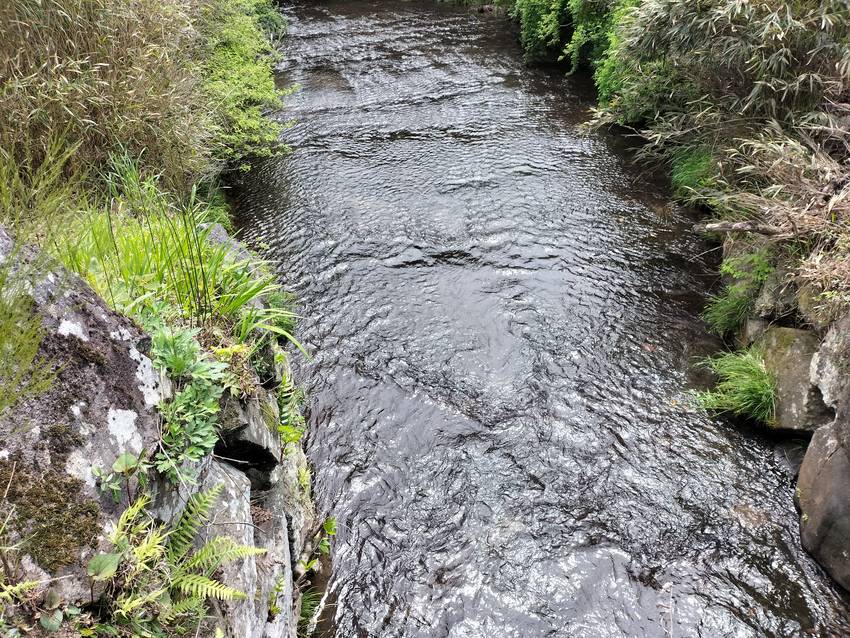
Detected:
left=0, top=459, right=100, bottom=572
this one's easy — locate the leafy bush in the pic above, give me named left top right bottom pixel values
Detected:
left=593, top=0, right=850, bottom=317
left=200, top=0, right=288, bottom=171
left=86, top=487, right=265, bottom=636
left=702, top=251, right=773, bottom=336
left=697, top=349, right=776, bottom=425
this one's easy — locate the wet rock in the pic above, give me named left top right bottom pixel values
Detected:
left=798, top=420, right=850, bottom=591
left=758, top=327, right=833, bottom=431
left=0, top=228, right=163, bottom=603
left=811, top=313, right=850, bottom=411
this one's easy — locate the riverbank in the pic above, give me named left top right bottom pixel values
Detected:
left=494, top=0, right=850, bottom=593
left=0, top=0, right=323, bottom=635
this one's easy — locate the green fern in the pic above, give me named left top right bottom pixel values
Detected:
left=167, top=483, right=223, bottom=564
left=85, top=485, right=265, bottom=635
left=173, top=573, right=246, bottom=601
left=184, top=535, right=266, bottom=574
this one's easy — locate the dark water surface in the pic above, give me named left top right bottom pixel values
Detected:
left=233, top=2, right=850, bottom=636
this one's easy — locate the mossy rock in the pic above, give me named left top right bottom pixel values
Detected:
left=758, top=327, right=832, bottom=431
left=0, top=459, right=100, bottom=572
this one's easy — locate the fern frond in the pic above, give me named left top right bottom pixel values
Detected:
left=115, top=586, right=167, bottom=617
left=112, top=494, right=151, bottom=544
left=173, top=573, right=246, bottom=601
left=160, top=594, right=206, bottom=622
left=129, top=526, right=168, bottom=575
left=167, top=484, right=223, bottom=564
left=183, top=536, right=266, bottom=574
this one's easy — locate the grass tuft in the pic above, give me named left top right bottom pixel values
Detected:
left=696, top=349, right=776, bottom=425
left=702, top=251, right=773, bottom=336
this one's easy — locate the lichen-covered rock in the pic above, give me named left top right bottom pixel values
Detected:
left=758, top=327, right=833, bottom=431
left=753, top=263, right=797, bottom=319
left=796, top=282, right=833, bottom=331
left=798, top=419, right=850, bottom=590
left=0, top=229, right=164, bottom=603
left=811, top=313, right=850, bottom=411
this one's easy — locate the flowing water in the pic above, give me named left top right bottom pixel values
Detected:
left=233, top=2, right=850, bottom=635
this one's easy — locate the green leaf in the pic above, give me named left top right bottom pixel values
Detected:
left=87, top=552, right=122, bottom=581
left=39, top=609, right=63, bottom=632
left=323, top=517, right=337, bottom=536
left=112, top=452, right=139, bottom=474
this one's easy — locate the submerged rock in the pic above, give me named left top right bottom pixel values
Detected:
left=758, top=326, right=833, bottom=431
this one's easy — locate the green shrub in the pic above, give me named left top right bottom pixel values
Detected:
left=151, top=327, right=229, bottom=481
left=200, top=0, right=288, bottom=171
left=702, top=251, right=773, bottom=336
left=697, top=349, right=776, bottom=425
left=510, top=0, right=571, bottom=62
left=57, top=157, right=296, bottom=344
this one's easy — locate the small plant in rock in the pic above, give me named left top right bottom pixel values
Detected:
left=151, top=327, right=229, bottom=481
left=85, top=486, right=265, bottom=636
left=696, top=348, right=776, bottom=425
left=93, top=453, right=150, bottom=504
left=702, top=251, right=773, bottom=336
left=277, top=353, right=306, bottom=450
left=297, top=587, right=322, bottom=638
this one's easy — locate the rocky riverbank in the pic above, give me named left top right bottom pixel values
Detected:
left=0, top=226, right=318, bottom=636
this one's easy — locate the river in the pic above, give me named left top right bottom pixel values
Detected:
left=233, top=1, right=850, bottom=636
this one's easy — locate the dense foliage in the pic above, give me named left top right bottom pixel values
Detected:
left=502, top=0, right=850, bottom=323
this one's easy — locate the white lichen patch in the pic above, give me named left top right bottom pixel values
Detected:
left=109, top=327, right=133, bottom=342
left=58, top=319, right=88, bottom=341
left=129, top=347, right=162, bottom=407
left=0, top=449, right=9, bottom=461
left=65, top=448, right=97, bottom=489
left=106, top=408, right=142, bottom=453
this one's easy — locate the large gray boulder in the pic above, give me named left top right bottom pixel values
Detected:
left=0, top=229, right=164, bottom=604
left=758, top=327, right=833, bottom=431
left=798, top=399, right=850, bottom=590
